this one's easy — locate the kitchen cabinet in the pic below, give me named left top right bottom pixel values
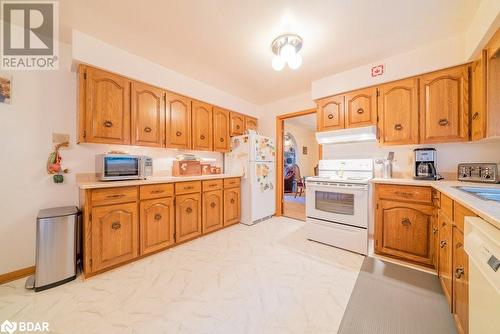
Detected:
left=419, top=65, right=469, bottom=143
left=80, top=66, right=131, bottom=144
left=245, top=116, right=258, bottom=132
left=213, top=107, right=230, bottom=152
left=377, top=78, right=419, bottom=145
left=230, top=112, right=245, bottom=136
left=438, top=211, right=453, bottom=307
left=192, top=100, right=213, bottom=151
left=484, top=28, right=500, bottom=139
left=140, top=197, right=175, bottom=255
left=131, top=81, right=165, bottom=147
left=223, top=187, right=240, bottom=226
left=470, top=52, right=487, bottom=141
left=345, top=87, right=377, bottom=128
left=317, top=94, right=344, bottom=131
left=90, top=202, right=138, bottom=272
left=165, top=91, right=192, bottom=149
left=202, top=190, right=223, bottom=234
left=175, top=192, right=202, bottom=243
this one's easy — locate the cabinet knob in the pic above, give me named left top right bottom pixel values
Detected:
left=472, top=112, right=479, bottom=120
left=230, top=198, right=235, bottom=204
left=394, top=124, right=403, bottom=131
left=220, top=138, right=224, bottom=142
left=210, top=202, right=216, bottom=208
left=433, top=226, right=438, bottom=234
left=107, top=194, right=125, bottom=199
left=440, top=240, right=447, bottom=248
left=401, top=218, right=411, bottom=226
left=176, top=131, right=182, bottom=136
left=438, top=118, right=449, bottom=126
left=111, top=222, right=121, bottom=230
left=236, top=125, right=240, bottom=130
left=455, top=266, right=465, bottom=279
left=104, top=120, right=113, bottom=128
left=154, top=213, right=162, bottom=221
left=144, top=126, right=152, bottom=133
left=356, top=108, right=364, bottom=114
left=186, top=207, right=193, bottom=214
left=200, top=134, right=206, bottom=140
left=327, top=114, right=334, bottom=120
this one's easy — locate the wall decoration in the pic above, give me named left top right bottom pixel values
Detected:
left=0, top=74, right=12, bottom=104
left=47, top=142, right=70, bottom=183
left=371, top=64, right=384, bottom=77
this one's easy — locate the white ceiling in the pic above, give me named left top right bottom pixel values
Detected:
left=61, top=0, right=481, bottom=105
left=285, top=114, right=317, bottom=131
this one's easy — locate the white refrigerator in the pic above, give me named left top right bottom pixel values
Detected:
left=225, top=134, right=276, bottom=225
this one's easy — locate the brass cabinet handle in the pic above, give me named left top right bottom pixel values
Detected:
left=176, top=131, right=182, bottom=136
left=154, top=213, right=162, bottom=221
left=456, top=242, right=463, bottom=249
left=200, top=134, right=206, bottom=140
left=395, top=191, right=413, bottom=197
left=230, top=199, right=235, bottom=204
left=455, top=266, right=465, bottom=279
left=236, top=125, right=240, bottom=130
left=356, top=108, right=364, bottom=114
left=151, top=190, right=164, bottom=194
left=472, top=112, right=479, bottom=120
left=433, top=226, right=438, bottom=234
left=327, top=114, right=334, bottom=119
left=210, top=202, right=216, bottom=208
left=104, top=120, right=113, bottom=128
left=438, top=118, right=449, bottom=126
left=401, top=218, right=411, bottom=226
left=144, top=126, right=152, bottom=133
left=440, top=240, right=447, bottom=248
left=107, top=194, right=125, bottom=198
left=394, top=124, right=403, bottom=131
left=184, top=186, right=194, bottom=190
left=186, top=207, right=193, bottom=214
left=220, top=137, right=224, bottom=142
left=209, top=184, right=217, bottom=187
left=111, top=222, right=121, bottom=230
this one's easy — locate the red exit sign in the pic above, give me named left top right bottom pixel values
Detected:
left=371, top=64, right=384, bottom=77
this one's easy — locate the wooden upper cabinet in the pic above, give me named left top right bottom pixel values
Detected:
left=175, top=192, right=202, bottom=243
left=192, top=100, right=213, bottom=151
left=230, top=112, right=245, bottom=136
left=213, top=107, right=230, bottom=152
left=420, top=65, right=469, bottom=143
left=470, top=53, right=486, bottom=141
left=485, top=28, right=500, bottom=139
left=378, top=78, right=419, bottom=145
left=245, top=116, right=258, bottom=131
left=90, top=202, right=138, bottom=272
left=131, top=82, right=165, bottom=147
left=345, top=87, right=377, bottom=128
left=140, top=197, right=175, bottom=255
left=317, top=95, right=345, bottom=131
left=165, top=91, right=192, bottom=149
left=83, top=66, right=131, bottom=144
left=202, top=190, right=223, bottom=234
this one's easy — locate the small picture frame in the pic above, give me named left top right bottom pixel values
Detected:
left=302, top=146, right=308, bottom=155
left=0, top=73, right=12, bottom=104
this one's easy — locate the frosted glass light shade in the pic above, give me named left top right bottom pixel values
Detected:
left=287, top=53, right=302, bottom=70
left=272, top=55, right=285, bottom=71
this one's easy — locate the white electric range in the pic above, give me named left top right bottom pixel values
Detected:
left=305, top=159, right=373, bottom=255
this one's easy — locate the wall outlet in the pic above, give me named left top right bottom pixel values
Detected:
left=52, top=133, right=69, bottom=144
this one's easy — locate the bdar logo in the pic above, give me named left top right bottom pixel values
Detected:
left=0, top=320, right=17, bottom=334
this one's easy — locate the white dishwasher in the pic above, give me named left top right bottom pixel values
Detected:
left=464, top=217, right=500, bottom=334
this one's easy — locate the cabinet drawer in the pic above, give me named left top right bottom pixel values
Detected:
left=140, top=184, right=174, bottom=200
left=223, top=178, right=240, bottom=189
left=91, top=187, right=137, bottom=206
left=175, top=181, right=201, bottom=195
left=202, top=179, right=222, bottom=192
left=376, top=184, right=432, bottom=204
left=440, top=194, right=454, bottom=221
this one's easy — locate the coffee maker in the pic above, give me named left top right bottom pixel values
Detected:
left=414, top=148, right=438, bottom=180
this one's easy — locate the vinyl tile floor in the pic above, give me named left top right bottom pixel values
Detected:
left=0, top=217, right=364, bottom=334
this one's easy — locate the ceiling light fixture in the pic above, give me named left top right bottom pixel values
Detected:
left=271, top=33, right=303, bottom=71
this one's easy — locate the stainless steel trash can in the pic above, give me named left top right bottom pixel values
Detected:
left=25, top=206, right=80, bottom=292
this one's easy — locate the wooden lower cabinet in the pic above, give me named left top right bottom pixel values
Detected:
left=438, top=211, right=453, bottom=307
left=140, top=197, right=175, bottom=255
left=452, top=226, right=468, bottom=334
left=224, top=187, right=240, bottom=226
left=202, top=190, right=223, bottom=233
left=90, top=202, right=138, bottom=272
left=175, top=192, right=202, bottom=243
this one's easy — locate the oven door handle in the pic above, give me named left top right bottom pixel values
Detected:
left=306, top=183, right=368, bottom=191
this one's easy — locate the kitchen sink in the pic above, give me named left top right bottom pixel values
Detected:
left=455, top=186, right=500, bottom=202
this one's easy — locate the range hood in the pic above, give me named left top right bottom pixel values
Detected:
left=316, top=125, right=377, bottom=144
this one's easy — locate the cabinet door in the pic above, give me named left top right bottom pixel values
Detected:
left=85, top=67, right=131, bottom=144
left=230, top=113, right=245, bottom=136
left=175, top=193, right=202, bottom=243
left=245, top=116, right=258, bottom=131
left=471, top=53, right=487, bottom=141
left=192, top=101, right=213, bottom=151
left=317, top=95, right=344, bottom=131
left=378, top=78, right=419, bottom=145
left=91, top=202, right=138, bottom=272
left=213, top=107, right=230, bottom=152
left=165, top=91, right=192, bottom=149
left=420, top=65, right=469, bottom=143
left=438, top=211, right=453, bottom=307
left=131, top=82, right=165, bottom=147
left=452, top=227, right=468, bottom=334
left=345, top=87, right=377, bottom=128
left=140, top=197, right=174, bottom=255
left=224, top=188, right=240, bottom=226
left=375, top=200, right=434, bottom=266
left=202, top=190, right=223, bottom=234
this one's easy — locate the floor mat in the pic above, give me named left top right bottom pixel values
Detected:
left=338, top=256, right=457, bottom=334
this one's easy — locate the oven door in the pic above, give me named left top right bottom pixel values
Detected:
left=306, top=182, right=368, bottom=228
left=102, top=155, right=141, bottom=180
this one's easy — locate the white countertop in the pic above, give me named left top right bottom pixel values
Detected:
left=371, top=178, right=500, bottom=229
left=77, top=173, right=242, bottom=190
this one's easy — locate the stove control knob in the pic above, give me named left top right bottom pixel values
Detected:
left=485, top=174, right=491, bottom=179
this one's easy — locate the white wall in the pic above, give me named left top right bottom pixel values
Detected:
left=283, top=121, right=318, bottom=177
left=464, top=0, right=500, bottom=60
